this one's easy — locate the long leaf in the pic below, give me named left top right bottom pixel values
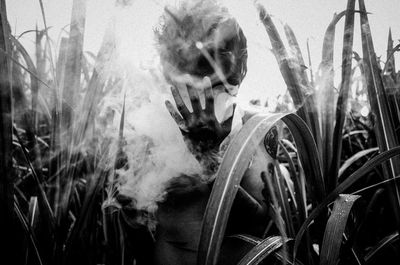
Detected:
left=293, top=146, right=400, bottom=260
left=359, top=0, right=400, bottom=227
left=238, top=236, right=287, bottom=265
left=74, top=23, right=116, bottom=145
left=198, top=113, right=324, bottom=265
left=318, top=10, right=346, bottom=185
left=257, top=5, right=322, bottom=164
left=13, top=125, right=55, bottom=227
left=279, top=141, right=306, bottom=226
left=383, top=29, right=397, bottom=78
left=11, top=36, right=44, bottom=180
left=62, top=0, right=87, bottom=107
left=306, top=39, right=314, bottom=86
left=329, top=0, right=356, bottom=192
left=319, top=194, right=361, bottom=265
left=14, top=198, right=44, bottom=265
left=364, top=232, right=399, bottom=263
left=338, top=147, right=379, bottom=177
left=284, top=23, right=310, bottom=89
left=281, top=114, right=325, bottom=203
left=197, top=113, right=286, bottom=265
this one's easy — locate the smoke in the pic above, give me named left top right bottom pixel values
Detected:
left=94, top=0, right=278, bottom=213
left=92, top=1, right=208, bottom=213
left=94, top=60, right=203, bottom=212
left=116, top=95, right=203, bottom=211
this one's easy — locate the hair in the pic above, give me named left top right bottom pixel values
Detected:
left=155, top=0, right=248, bottom=91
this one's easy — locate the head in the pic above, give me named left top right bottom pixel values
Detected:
left=155, top=0, right=247, bottom=119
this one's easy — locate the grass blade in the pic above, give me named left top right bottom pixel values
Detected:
left=11, top=36, right=44, bottom=179
left=329, top=0, right=356, bottom=192
left=364, top=232, right=399, bottom=263
left=281, top=114, right=325, bottom=204
left=15, top=198, right=44, bottom=265
left=238, top=236, right=287, bottom=265
left=279, top=141, right=307, bottom=226
left=257, top=5, right=305, bottom=108
left=62, top=0, right=87, bottom=107
left=338, top=147, right=378, bottom=177
left=257, top=4, right=321, bottom=160
left=384, top=29, right=396, bottom=79
left=318, top=10, right=346, bottom=183
left=319, top=194, right=361, bottom=265
left=306, top=39, right=314, bottom=86
left=198, top=113, right=324, bottom=265
left=359, top=0, right=400, bottom=228
left=13, top=125, right=55, bottom=226
left=293, top=146, right=400, bottom=260
left=197, top=113, right=286, bottom=265
left=284, top=23, right=310, bottom=88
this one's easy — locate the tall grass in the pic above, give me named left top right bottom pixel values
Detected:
left=200, top=0, right=400, bottom=264
left=1, top=0, right=400, bottom=265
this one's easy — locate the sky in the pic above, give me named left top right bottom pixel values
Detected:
left=6, top=0, right=400, bottom=107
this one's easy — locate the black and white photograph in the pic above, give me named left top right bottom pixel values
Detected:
left=1, top=0, right=400, bottom=264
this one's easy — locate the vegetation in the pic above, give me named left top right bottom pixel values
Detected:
left=1, top=0, right=400, bottom=264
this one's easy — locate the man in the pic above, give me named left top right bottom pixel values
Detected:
left=152, top=1, right=276, bottom=264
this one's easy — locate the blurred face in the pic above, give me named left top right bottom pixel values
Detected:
left=158, top=13, right=245, bottom=122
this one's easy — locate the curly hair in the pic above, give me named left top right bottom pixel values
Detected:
left=155, top=0, right=247, bottom=94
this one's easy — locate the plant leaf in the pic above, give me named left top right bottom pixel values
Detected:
left=294, top=146, right=400, bottom=260
left=238, top=236, right=287, bottom=265
left=197, top=113, right=286, bottom=265
left=198, top=113, right=324, bottom=265
left=329, top=0, right=356, bottom=192
left=319, top=194, right=361, bottom=265
left=338, top=147, right=379, bottom=177
left=62, top=0, right=87, bottom=107
left=359, top=0, right=400, bottom=227
left=364, top=232, right=399, bottom=263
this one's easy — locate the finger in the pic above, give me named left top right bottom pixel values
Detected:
left=204, top=77, right=215, bottom=115
left=165, top=100, right=188, bottom=131
left=170, top=86, right=190, bottom=119
left=186, top=84, right=202, bottom=114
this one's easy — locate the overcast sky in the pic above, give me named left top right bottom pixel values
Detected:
left=6, top=0, right=400, bottom=106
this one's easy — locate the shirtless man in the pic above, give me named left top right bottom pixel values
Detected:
left=153, top=1, right=274, bottom=264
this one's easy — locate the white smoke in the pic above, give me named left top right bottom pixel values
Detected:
left=91, top=1, right=207, bottom=212
left=95, top=0, right=274, bottom=212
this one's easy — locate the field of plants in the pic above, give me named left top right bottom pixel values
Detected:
left=1, top=0, right=400, bottom=264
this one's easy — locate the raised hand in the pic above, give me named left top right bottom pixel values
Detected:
left=165, top=78, right=236, bottom=153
